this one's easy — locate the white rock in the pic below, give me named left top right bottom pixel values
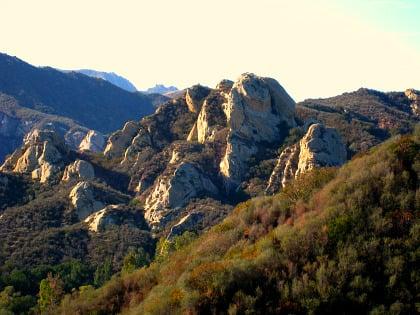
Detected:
left=79, top=130, right=106, bottom=152
left=220, top=73, right=296, bottom=184
left=69, top=181, right=104, bottom=220
left=62, top=159, right=95, bottom=182
left=144, top=162, right=218, bottom=225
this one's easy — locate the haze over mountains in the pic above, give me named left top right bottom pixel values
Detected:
left=73, top=69, right=138, bottom=92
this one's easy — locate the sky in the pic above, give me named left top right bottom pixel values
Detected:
left=0, top=0, right=419, bottom=101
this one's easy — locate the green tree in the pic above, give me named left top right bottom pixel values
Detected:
left=38, top=273, right=64, bottom=313
left=93, top=258, right=113, bottom=288
left=121, top=248, right=150, bottom=275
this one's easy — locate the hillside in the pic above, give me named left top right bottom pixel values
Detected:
left=297, top=88, right=419, bottom=154
left=0, top=72, right=418, bottom=314
left=56, top=131, right=419, bottom=314
left=75, top=69, right=137, bottom=92
left=0, top=53, right=162, bottom=133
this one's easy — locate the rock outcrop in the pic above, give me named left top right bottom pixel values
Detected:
left=69, top=181, right=104, bottom=220
left=296, top=123, right=347, bottom=176
left=266, top=123, right=347, bottom=194
left=1, top=129, right=67, bottom=183
left=185, top=85, right=211, bottom=113
left=62, top=159, right=95, bottom=182
left=266, top=143, right=300, bottom=194
left=79, top=130, right=106, bottom=152
left=144, top=162, right=218, bottom=226
left=220, top=73, right=296, bottom=184
left=104, top=121, right=140, bottom=158
left=405, top=89, right=420, bottom=117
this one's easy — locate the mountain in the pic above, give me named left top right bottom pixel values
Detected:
left=58, top=131, right=419, bottom=314
left=0, top=72, right=418, bottom=314
left=0, top=53, right=168, bottom=162
left=143, top=84, right=178, bottom=95
left=75, top=69, right=137, bottom=92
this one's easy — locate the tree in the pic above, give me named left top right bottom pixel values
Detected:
left=93, top=258, right=113, bottom=288
left=121, top=248, right=150, bottom=275
left=38, top=273, right=64, bottom=313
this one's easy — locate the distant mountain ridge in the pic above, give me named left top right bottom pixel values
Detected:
left=75, top=69, right=137, bottom=92
left=0, top=52, right=168, bottom=162
left=143, top=84, right=178, bottom=95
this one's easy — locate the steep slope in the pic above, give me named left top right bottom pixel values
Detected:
left=75, top=69, right=137, bottom=92
left=58, top=132, right=419, bottom=315
left=0, top=53, right=160, bottom=133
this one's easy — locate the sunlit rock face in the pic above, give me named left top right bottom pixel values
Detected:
left=69, top=181, right=105, bottom=220
left=266, top=123, right=347, bottom=194
left=62, top=159, right=95, bottom=182
left=220, top=73, right=296, bottom=185
left=1, top=129, right=67, bottom=183
left=79, top=130, right=106, bottom=153
left=144, top=162, right=218, bottom=226
left=104, top=121, right=140, bottom=158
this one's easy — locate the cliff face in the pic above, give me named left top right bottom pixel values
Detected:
left=266, top=123, right=347, bottom=194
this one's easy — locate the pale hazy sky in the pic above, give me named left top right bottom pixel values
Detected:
left=1, top=0, right=419, bottom=101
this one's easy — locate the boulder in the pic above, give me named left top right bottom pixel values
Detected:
left=144, top=162, right=218, bottom=226
left=79, top=130, right=106, bottom=152
left=185, top=85, right=211, bottom=113
left=220, top=73, right=296, bottom=184
left=62, top=159, right=95, bottom=182
left=104, top=121, right=140, bottom=158
left=69, top=181, right=104, bottom=220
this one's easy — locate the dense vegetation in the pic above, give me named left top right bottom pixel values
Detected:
left=49, top=131, right=419, bottom=314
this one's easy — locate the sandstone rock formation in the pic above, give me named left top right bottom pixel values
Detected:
left=104, top=121, right=140, bottom=158
left=405, top=89, right=420, bottom=117
left=185, top=85, right=211, bottom=113
left=144, top=162, right=218, bottom=226
left=79, top=130, right=106, bottom=152
left=1, top=129, right=67, bottom=183
left=266, top=123, right=347, bottom=194
left=220, top=73, right=296, bottom=184
left=296, top=123, right=347, bottom=176
left=62, top=159, right=95, bottom=182
left=69, top=181, right=104, bottom=220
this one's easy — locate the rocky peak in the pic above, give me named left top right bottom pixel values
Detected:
left=220, top=73, right=296, bottom=184
left=104, top=121, right=140, bottom=158
left=79, top=130, right=106, bottom=153
left=185, top=85, right=211, bottom=113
